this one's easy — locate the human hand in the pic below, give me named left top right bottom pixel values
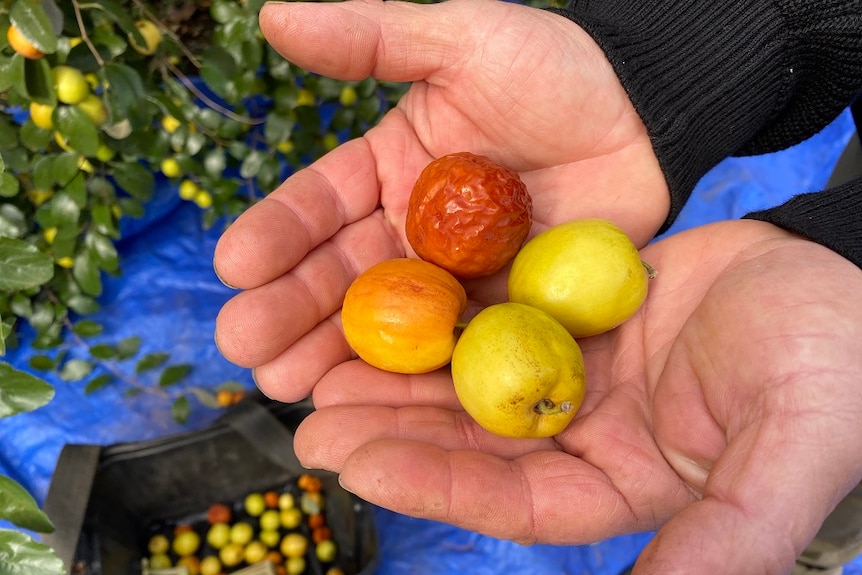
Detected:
left=214, top=0, right=668, bottom=391
left=292, top=219, right=862, bottom=574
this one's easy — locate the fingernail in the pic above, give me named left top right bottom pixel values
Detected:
left=338, top=474, right=355, bottom=494
left=213, top=261, right=238, bottom=290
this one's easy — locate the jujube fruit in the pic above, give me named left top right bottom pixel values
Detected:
left=7, top=24, right=44, bottom=59
left=451, top=302, right=586, bottom=438
left=405, top=152, right=532, bottom=279
left=341, top=258, right=467, bottom=374
left=508, top=218, right=652, bottom=338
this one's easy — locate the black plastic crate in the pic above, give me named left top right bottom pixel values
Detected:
left=42, top=396, right=378, bottom=575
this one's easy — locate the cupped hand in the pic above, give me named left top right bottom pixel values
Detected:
left=295, top=219, right=862, bottom=574
left=214, top=0, right=668, bottom=395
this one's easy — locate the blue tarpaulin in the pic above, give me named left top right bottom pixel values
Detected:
left=1, top=108, right=859, bottom=574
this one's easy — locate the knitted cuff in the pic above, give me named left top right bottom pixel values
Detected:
left=744, top=177, right=862, bottom=269
left=549, top=0, right=862, bottom=232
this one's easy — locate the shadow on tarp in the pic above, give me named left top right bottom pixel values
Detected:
left=0, top=108, right=855, bottom=574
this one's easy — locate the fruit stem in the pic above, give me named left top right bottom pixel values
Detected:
left=533, top=399, right=574, bottom=415
left=641, top=260, right=658, bottom=279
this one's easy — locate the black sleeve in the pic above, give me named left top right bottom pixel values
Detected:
left=548, top=0, right=862, bottom=232
left=744, top=177, right=862, bottom=268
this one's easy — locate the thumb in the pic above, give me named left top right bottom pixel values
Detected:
left=633, top=498, right=800, bottom=575
left=259, top=0, right=473, bottom=82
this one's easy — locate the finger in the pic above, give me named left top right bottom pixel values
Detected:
left=311, top=361, right=463, bottom=410
left=295, top=405, right=555, bottom=471
left=259, top=0, right=471, bottom=83
left=253, top=313, right=351, bottom=403
left=336, top=438, right=641, bottom=545
left=214, top=137, right=380, bottom=290
left=215, top=212, right=400, bottom=367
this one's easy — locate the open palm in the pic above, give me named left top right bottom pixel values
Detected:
left=213, top=1, right=862, bottom=572
left=291, top=220, right=862, bottom=574
left=215, top=0, right=667, bottom=390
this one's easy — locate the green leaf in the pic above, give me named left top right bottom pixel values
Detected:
left=0, top=204, right=28, bottom=238
left=72, top=250, right=102, bottom=297
left=6, top=54, right=26, bottom=100
left=135, top=352, right=168, bottom=373
left=103, top=63, right=145, bottom=119
left=90, top=203, right=117, bottom=237
left=116, top=336, right=140, bottom=359
left=27, top=355, right=56, bottom=371
left=65, top=294, right=100, bottom=315
left=185, top=132, right=207, bottom=156
left=72, top=320, right=102, bottom=338
left=54, top=106, right=100, bottom=158
left=35, top=189, right=81, bottom=228
left=28, top=301, right=55, bottom=331
left=0, top=172, right=20, bottom=199
left=0, top=238, right=54, bottom=292
left=0, top=55, right=15, bottom=93
left=0, top=529, right=64, bottom=575
left=112, top=161, right=154, bottom=201
left=199, top=45, right=237, bottom=99
left=85, top=232, right=119, bottom=272
left=59, top=358, right=92, bottom=382
left=186, top=386, right=219, bottom=409
left=171, top=396, right=190, bottom=424
left=0, top=314, right=8, bottom=356
left=10, top=0, right=59, bottom=55
left=22, top=57, right=54, bottom=105
left=211, top=0, right=243, bottom=24
left=0, top=362, right=54, bottom=418
left=92, top=0, right=143, bottom=45
left=33, top=153, right=81, bottom=190
left=264, top=111, right=296, bottom=145
left=203, top=148, right=227, bottom=178
left=19, top=120, right=53, bottom=152
left=239, top=150, right=267, bottom=179
left=88, top=344, right=116, bottom=360
left=159, top=364, right=191, bottom=387
left=0, top=476, right=54, bottom=533
left=84, top=373, right=113, bottom=394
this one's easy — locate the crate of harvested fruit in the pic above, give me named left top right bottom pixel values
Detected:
left=41, top=395, right=378, bottom=575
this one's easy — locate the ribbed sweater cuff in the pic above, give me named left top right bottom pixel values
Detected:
left=744, top=177, right=862, bottom=269
left=549, top=0, right=862, bottom=233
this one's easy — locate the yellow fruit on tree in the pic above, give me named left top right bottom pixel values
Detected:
left=56, top=257, right=75, bottom=269
left=85, top=73, right=101, bottom=90
left=162, top=115, right=182, bottom=134
left=53, top=66, right=90, bottom=105
left=28, top=189, right=54, bottom=207
left=29, top=102, right=55, bottom=130
left=7, top=25, right=44, bottom=59
left=323, top=132, right=339, bottom=151
left=160, top=158, right=182, bottom=178
left=296, top=89, right=315, bottom=107
left=339, top=85, right=358, bottom=107
left=277, top=140, right=295, bottom=154
left=78, top=157, right=95, bottom=173
left=178, top=179, right=199, bottom=200
left=96, top=144, right=116, bottom=162
left=77, top=94, right=108, bottom=125
left=54, top=132, right=73, bottom=152
left=42, top=227, right=58, bottom=244
left=129, top=20, right=163, bottom=55
left=193, top=190, right=213, bottom=209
